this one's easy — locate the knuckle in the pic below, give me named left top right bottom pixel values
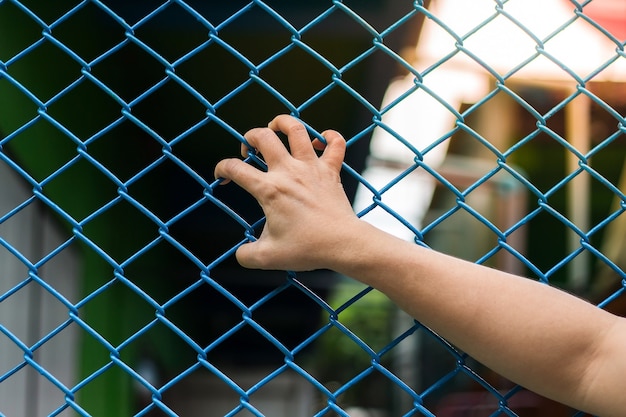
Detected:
left=286, top=122, right=307, bottom=137
left=243, top=127, right=278, bottom=154
left=260, top=180, right=282, bottom=201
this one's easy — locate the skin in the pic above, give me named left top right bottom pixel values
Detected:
left=214, top=114, right=626, bottom=417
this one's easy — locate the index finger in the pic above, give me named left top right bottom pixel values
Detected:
left=268, top=114, right=317, bottom=161
left=214, top=157, right=264, bottom=197
left=241, top=127, right=290, bottom=167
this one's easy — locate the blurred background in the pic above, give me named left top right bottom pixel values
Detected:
left=0, top=1, right=625, bottom=416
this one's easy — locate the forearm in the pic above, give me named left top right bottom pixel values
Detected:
left=330, top=220, right=625, bottom=416
left=216, top=115, right=625, bottom=417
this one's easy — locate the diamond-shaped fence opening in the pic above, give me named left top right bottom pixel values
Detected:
left=1, top=0, right=626, bottom=416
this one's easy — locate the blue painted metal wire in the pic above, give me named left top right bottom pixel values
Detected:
left=1, top=0, right=625, bottom=416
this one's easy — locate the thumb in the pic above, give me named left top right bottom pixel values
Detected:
left=235, top=239, right=266, bottom=270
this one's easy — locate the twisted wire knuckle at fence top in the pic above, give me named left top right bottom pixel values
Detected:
left=0, top=0, right=625, bottom=416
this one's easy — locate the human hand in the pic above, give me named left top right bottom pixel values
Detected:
left=214, top=115, right=360, bottom=271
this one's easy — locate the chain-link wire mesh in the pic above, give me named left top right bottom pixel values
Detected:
left=1, top=0, right=625, bottom=416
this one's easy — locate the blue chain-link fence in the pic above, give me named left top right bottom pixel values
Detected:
left=1, top=0, right=625, bottom=416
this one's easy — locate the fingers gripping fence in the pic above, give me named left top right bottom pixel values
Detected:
left=0, top=0, right=625, bottom=416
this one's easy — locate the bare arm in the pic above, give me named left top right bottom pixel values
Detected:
left=214, top=115, right=626, bottom=417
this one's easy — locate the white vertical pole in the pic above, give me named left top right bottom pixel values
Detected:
left=565, top=91, right=591, bottom=290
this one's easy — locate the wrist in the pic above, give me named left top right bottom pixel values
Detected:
left=324, top=219, right=418, bottom=286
